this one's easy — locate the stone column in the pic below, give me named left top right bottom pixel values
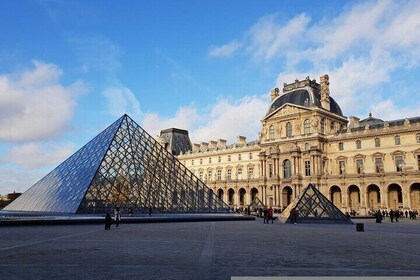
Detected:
left=280, top=186, right=283, bottom=209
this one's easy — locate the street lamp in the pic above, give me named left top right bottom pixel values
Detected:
left=394, top=199, right=397, bottom=210
left=371, top=199, right=373, bottom=211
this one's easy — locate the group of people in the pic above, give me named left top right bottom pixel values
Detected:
left=104, top=206, right=154, bottom=230
left=373, top=209, right=418, bottom=223
left=256, top=207, right=275, bottom=223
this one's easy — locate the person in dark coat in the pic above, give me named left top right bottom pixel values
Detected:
left=375, top=210, right=382, bottom=223
left=389, top=210, right=394, bottom=222
left=149, top=206, right=152, bottom=217
left=114, top=207, right=121, bottom=227
left=105, top=213, right=112, bottom=230
left=290, top=208, right=298, bottom=224
left=263, top=208, right=268, bottom=223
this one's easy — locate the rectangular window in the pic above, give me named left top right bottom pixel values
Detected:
left=305, top=160, right=311, bottom=176
left=395, top=136, right=401, bottom=145
left=248, top=167, right=254, bottom=179
left=269, top=164, right=273, bottom=178
left=375, top=157, right=383, bottom=173
left=227, top=169, right=232, bottom=180
left=339, top=142, right=344, bottom=151
left=417, top=133, right=420, bottom=143
left=200, top=159, right=203, bottom=165
left=191, top=160, right=194, bottom=165
left=218, top=156, right=221, bottom=163
left=339, top=160, right=346, bottom=175
left=199, top=171, right=203, bottom=180
left=228, top=155, right=231, bottom=162
left=208, top=170, right=212, bottom=181
left=249, top=153, right=253, bottom=160
left=237, top=168, right=243, bottom=180
left=217, top=169, right=222, bottom=180
left=238, top=154, right=241, bottom=161
left=375, top=138, right=380, bottom=147
left=395, top=156, right=404, bottom=172
left=418, top=155, right=420, bottom=171
left=356, top=140, right=361, bottom=149
left=208, top=157, right=212, bottom=164
left=356, top=159, right=363, bottom=174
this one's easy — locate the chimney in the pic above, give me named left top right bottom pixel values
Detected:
left=237, top=136, right=246, bottom=147
left=200, top=142, right=209, bottom=151
left=270, top=88, right=280, bottom=101
left=193, top=143, right=200, bottom=152
left=209, top=140, right=218, bottom=150
left=320, top=74, right=330, bottom=111
left=348, top=116, right=360, bottom=129
left=217, top=139, right=227, bottom=149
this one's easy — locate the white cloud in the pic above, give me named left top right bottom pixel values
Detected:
left=0, top=168, right=44, bottom=194
left=246, top=13, right=310, bottom=61
left=369, top=99, right=420, bottom=120
left=3, top=142, right=74, bottom=169
left=142, top=107, right=199, bottom=138
left=0, top=60, right=85, bottom=142
left=103, top=86, right=142, bottom=118
left=190, top=96, right=268, bottom=143
left=208, top=41, right=242, bottom=58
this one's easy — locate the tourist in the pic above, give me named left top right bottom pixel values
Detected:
left=268, top=208, right=273, bottom=224
left=395, top=210, right=400, bottom=222
left=405, top=210, right=408, bottom=218
left=389, top=210, right=394, bottom=222
left=149, top=206, right=152, bottom=217
left=115, top=207, right=121, bottom=227
left=290, top=208, right=298, bottom=224
left=105, top=213, right=112, bottom=230
left=263, top=208, right=268, bottom=223
left=375, top=210, right=382, bottom=223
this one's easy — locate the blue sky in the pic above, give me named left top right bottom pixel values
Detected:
left=0, top=0, right=419, bottom=194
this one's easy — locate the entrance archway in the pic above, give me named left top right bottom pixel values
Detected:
left=348, top=185, right=360, bottom=210
left=251, top=187, right=259, bottom=201
left=388, top=184, right=403, bottom=210
left=228, top=188, right=235, bottom=205
left=367, top=184, right=381, bottom=210
left=239, top=188, right=246, bottom=205
left=217, top=188, right=224, bottom=201
left=330, top=185, right=342, bottom=207
left=282, top=186, right=293, bottom=208
left=410, top=183, right=420, bottom=210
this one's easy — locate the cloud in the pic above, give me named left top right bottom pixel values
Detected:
left=246, top=13, right=310, bottom=61
left=369, top=99, right=420, bottom=120
left=0, top=168, right=44, bottom=194
left=208, top=40, right=242, bottom=58
left=191, top=96, right=268, bottom=143
left=3, top=142, right=74, bottom=169
left=103, top=86, right=142, bottom=118
left=0, top=60, right=85, bottom=142
left=142, top=106, right=199, bottom=138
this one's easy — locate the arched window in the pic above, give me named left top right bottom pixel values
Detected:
left=320, top=118, right=325, bottom=134
left=304, top=119, right=311, bottom=134
left=375, top=138, right=380, bottom=147
left=330, top=121, right=335, bottom=132
left=356, top=140, right=361, bottom=149
left=286, top=122, right=292, bottom=137
left=283, top=159, right=292, bottom=178
left=394, top=135, right=401, bottom=145
left=269, top=125, right=275, bottom=140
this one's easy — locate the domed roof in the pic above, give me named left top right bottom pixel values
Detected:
left=266, top=88, right=343, bottom=117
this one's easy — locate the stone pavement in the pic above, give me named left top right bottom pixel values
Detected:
left=0, top=218, right=419, bottom=280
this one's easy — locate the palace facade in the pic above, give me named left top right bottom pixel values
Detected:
left=160, top=75, right=420, bottom=214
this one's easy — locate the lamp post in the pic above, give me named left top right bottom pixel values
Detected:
left=371, top=199, right=373, bottom=211
left=394, top=199, right=397, bottom=210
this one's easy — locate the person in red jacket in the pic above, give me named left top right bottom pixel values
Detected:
left=268, top=208, right=274, bottom=224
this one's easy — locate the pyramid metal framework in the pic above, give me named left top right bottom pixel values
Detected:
left=279, top=184, right=353, bottom=224
left=5, top=115, right=230, bottom=214
left=248, top=197, right=266, bottom=212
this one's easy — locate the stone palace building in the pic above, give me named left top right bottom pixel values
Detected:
left=159, top=75, right=420, bottom=214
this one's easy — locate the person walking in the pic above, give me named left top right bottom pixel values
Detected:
left=268, top=208, right=274, bottom=224
left=114, top=207, right=121, bottom=228
left=389, top=209, right=394, bottom=222
left=149, top=206, right=152, bottom=217
left=263, top=208, right=268, bottom=224
left=105, top=213, right=112, bottom=230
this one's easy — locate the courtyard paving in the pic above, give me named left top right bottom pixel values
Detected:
left=0, top=217, right=419, bottom=279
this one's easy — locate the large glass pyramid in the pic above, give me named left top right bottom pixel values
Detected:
left=5, top=115, right=230, bottom=214
left=279, top=184, right=353, bottom=224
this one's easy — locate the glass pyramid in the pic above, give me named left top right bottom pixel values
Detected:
left=279, top=184, right=353, bottom=224
left=5, top=115, right=230, bottom=214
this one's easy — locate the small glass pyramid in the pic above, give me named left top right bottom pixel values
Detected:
left=280, top=184, right=353, bottom=224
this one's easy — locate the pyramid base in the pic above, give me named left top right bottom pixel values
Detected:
left=280, top=217, right=354, bottom=224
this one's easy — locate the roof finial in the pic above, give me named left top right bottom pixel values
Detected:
left=369, top=112, right=372, bottom=117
